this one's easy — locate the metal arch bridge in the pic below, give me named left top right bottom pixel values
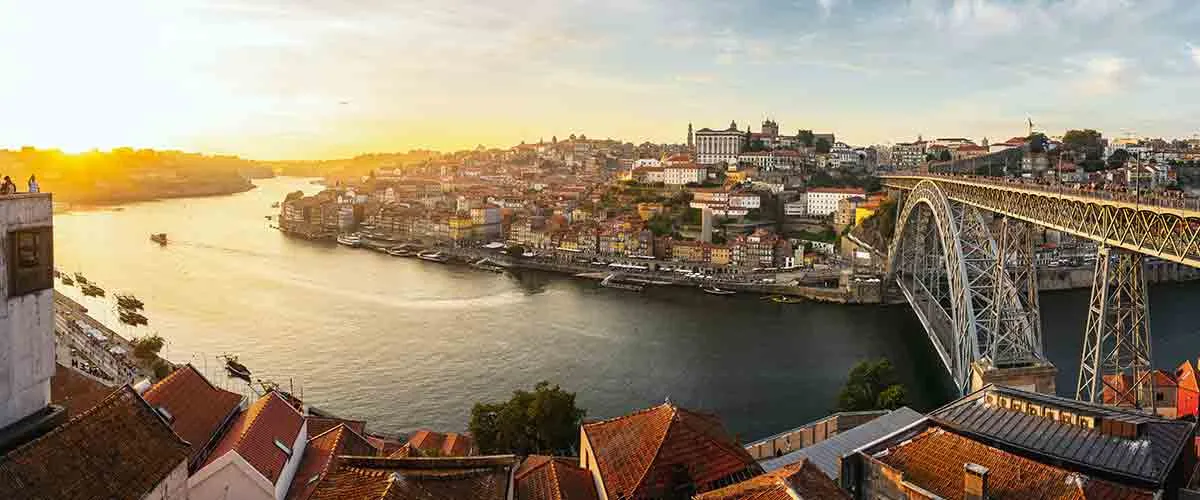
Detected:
left=881, top=173, right=1200, bottom=402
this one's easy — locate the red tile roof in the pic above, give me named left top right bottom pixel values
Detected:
left=516, top=456, right=599, bottom=500
left=695, top=459, right=848, bottom=500
left=876, top=428, right=1154, bottom=500
left=1179, top=361, right=1199, bottom=393
left=581, top=403, right=760, bottom=498
left=405, top=430, right=475, bottom=457
left=142, top=364, right=243, bottom=465
left=365, top=432, right=405, bottom=456
left=309, top=456, right=518, bottom=500
left=200, top=391, right=305, bottom=485
left=0, top=386, right=190, bottom=499
left=50, top=362, right=113, bottom=416
left=306, top=415, right=367, bottom=437
left=287, top=424, right=377, bottom=500
left=806, top=187, right=866, bottom=195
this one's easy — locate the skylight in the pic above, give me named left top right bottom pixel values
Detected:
left=274, top=438, right=292, bottom=456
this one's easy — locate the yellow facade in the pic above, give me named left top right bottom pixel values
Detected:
left=709, top=247, right=731, bottom=266
left=855, top=207, right=876, bottom=226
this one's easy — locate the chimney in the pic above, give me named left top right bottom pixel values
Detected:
left=964, top=463, right=989, bottom=500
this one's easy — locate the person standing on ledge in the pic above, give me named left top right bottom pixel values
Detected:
left=27, top=175, right=38, bottom=193
left=1, top=176, right=15, bottom=195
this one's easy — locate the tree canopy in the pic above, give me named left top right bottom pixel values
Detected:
left=1062, top=129, right=1104, bottom=160
left=132, top=334, right=165, bottom=359
left=469, top=381, right=586, bottom=455
left=1026, top=133, right=1049, bottom=154
left=798, top=130, right=815, bottom=147
left=1108, top=149, right=1131, bottom=168
left=815, top=138, right=832, bottom=154
left=836, top=358, right=908, bottom=411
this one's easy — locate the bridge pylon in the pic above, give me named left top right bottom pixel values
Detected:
left=1075, top=246, right=1156, bottom=411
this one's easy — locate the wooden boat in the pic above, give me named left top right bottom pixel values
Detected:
left=221, top=355, right=252, bottom=382
left=417, top=251, right=450, bottom=263
left=770, top=295, right=804, bottom=304
left=81, top=283, right=106, bottom=297
left=150, top=233, right=168, bottom=246
left=118, top=310, right=149, bottom=326
left=116, top=294, right=144, bottom=311
left=61, top=275, right=74, bottom=286
left=701, top=285, right=736, bottom=296
left=74, top=272, right=89, bottom=285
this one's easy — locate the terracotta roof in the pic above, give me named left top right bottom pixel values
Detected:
left=287, top=424, right=377, bottom=500
left=516, top=456, right=599, bottom=500
left=405, top=430, right=475, bottom=457
left=806, top=187, right=866, bottom=195
left=307, top=415, right=367, bottom=437
left=365, top=432, right=405, bottom=456
left=142, top=364, right=243, bottom=465
left=1178, top=361, right=1199, bottom=393
left=695, top=459, right=848, bottom=500
left=877, top=428, right=1154, bottom=500
left=50, top=363, right=113, bottom=416
left=581, top=403, right=761, bottom=498
left=310, top=456, right=518, bottom=500
left=0, top=386, right=190, bottom=499
left=200, top=391, right=305, bottom=485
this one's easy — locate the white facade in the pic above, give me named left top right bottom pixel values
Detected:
left=784, top=201, right=807, bottom=217
left=695, top=123, right=747, bottom=166
left=0, top=195, right=54, bottom=431
left=829, top=142, right=859, bottom=169
left=663, top=166, right=705, bottom=186
left=729, top=193, right=761, bottom=209
left=805, top=189, right=865, bottom=216
left=188, top=420, right=307, bottom=500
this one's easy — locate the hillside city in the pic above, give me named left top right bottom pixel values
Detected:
left=2, top=117, right=1200, bottom=499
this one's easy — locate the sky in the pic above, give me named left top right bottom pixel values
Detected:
left=1, top=0, right=1199, bottom=159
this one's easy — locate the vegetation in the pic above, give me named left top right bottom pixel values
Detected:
left=151, top=359, right=173, bottom=380
left=797, top=130, right=815, bottom=147
left=469, top=381, right=586, bottom=455
left=836, top=358, right=908, bottom=412
left=815, top=138, right=832, bottom=154
left=132, top=334, right=165, bottom=359
left=647, top=214, right=673, bottom=237
left=796, top=227, right=837, bottom=242
left=1026, top=132, right=1049, bottom=153
left=1108, top=149, right=1131, bottom=168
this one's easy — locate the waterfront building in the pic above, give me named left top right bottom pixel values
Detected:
left=286, top=424, right=376, bottom=500
left=141, top=364, right=245, bottom=471
left=579, top=403, right=762, bottom=499
left=695, top=121, right=749, bottom=166
left=696, top=459, right=849, bottom=500
left=833, top=196, right=865, bottom=228
left=841, top=385, right=1196, bottom=499
left=805, top=187, right=866, bottom=217
left=891, top=140, right=927, bottom=170
left=730, top=228, right=791, bottom=269
left=516, top=455, right=599, bottom=500
left=310, top=455, right=519, bottom=499
left=188, top=391, right=308, bottom=500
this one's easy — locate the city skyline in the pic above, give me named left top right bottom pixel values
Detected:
left=3, top=0, right=1200, bottom=159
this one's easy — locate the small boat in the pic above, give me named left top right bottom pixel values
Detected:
left=472, top=259, right=505, bottom=273
left=417, top=251, right=450, bottom=263
left=387, top=247, right=413, bottom=257
left=116, top=293, right=144, bottom=311
left=221, top=355, right=252, bottom=382
left=74, top=272, right=89, bottom=285
left=118, top=310, right=149, bottom=326
left=150, top=233, right=168, bottom=246
left=770, top=295, right=804, bottom=304
left=264, top=215, right=272, bottom=220
left=271, top=201, right=280, bottom=208
left=701, top=285, right=736, bottom=296
left=336, top=234, right=363, bottom=247
left=60, top=275, right=74, bottom=286
left=81, top=283, right=106, bottom=298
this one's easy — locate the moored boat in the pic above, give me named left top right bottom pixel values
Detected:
left=770, top=295, right=804, bottom=304
left=601, top=274, right=644, bottom=292
left=221, top=354, right=252, bottom=382
left=336, top=233, right=363, bottom=247
left=81, top=283, right=106, bottom=298
left=150, top=233, right=168, bottom=246
left=116, top=293, right=144, bottom=311
left=387, top=245, right=414, bottom=257
left=417, top=250, right=450, bottom=263
left=74, top=272, right=89, bottom=285
left=61, top=275, right=75, bottom=286
left=118, top=310, right=149, bottom=326
left=701, top=285, right=736, bottom=296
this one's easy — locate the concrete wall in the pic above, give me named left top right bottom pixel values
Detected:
left=745, top=410, right=888, bottom=460
left=579, top=430, right=609, bottom=500
left=0, top=194, right=54, bottom=430
left=188, top=453, right=276, bottom=500
left=141, top=459, right=189, bottom=500
left=274, top=421, right=307, bottom=500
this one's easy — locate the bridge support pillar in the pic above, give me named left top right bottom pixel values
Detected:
left=1075, top=246, right=1155, bottom=411
left=969, top=360, right=1057, bottom=395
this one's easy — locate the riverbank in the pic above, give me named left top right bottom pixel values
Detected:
left=54, top=180, right=257, bottom=211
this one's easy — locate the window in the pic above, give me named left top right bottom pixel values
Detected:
left=275, top=438, right=292, bottom=456
left=8, top=227, right=52, bottom=296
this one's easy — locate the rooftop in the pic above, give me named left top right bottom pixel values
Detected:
left=200, top=390, right=305, bottom=485
left=142, top=364, right=244, bottom=465
left=404, top=430, right=475, bottom=457
left=581, top=403, right=761, bottom=498
left=287, top=424, right=377, bottom=500
left=515, top=455, right=599, bottom=500
left=49, top=362, right=113, bottom=417
left=309, top=455, right=518, bottom=500
left=695, top=459, right=848, bottom=500
left=760, top=407, right=924, bottom=479
left=0, top=386, right=190, bottom=499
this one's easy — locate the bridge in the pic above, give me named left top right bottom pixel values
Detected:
left=882, top=173, right=1200, bottom=409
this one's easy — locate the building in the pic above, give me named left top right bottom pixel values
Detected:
left=663, top=164, right=706, bottom=185
left=805, top=187, right=866, bottom=217
left=757, top=408, right=924, bottom=481
left=828, top=142, right=859, bottom=169
left=309, top=455, right=518, bottom=499
left=695, top=121, right=748, bottom=166
left=842, top=385, right=1196, bottom=499
left=695, top=459, right=848, bottom=500
left=579, top=403, right=762, bottom=499
left=834, top=196, right=865, bottom=227
left=141, top=363, right=245, bottom=470
left=730, top=228, right=792, bottom=269
left=400, top=429, right=476, bottom=457
left=188, top=391, right=308, bottom=500
left=891, top=141, right=926, bottom=170
left=285, top=424, right=376, bottom=500
left=784, top=193, right=808, bottom=217
left=1178, top=360, right=1200, bottom=420
left=516, top=455, right=600, bottom=500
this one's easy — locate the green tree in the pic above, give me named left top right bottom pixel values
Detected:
left=469, top=381, right=586, bottom=455
left=1062, top=129, right=1104, bottom=160
left=1026, top=132, right=1049, bottom=154
left=132, top=334, right=165, bottom=359
left=648, top=214, right=673, bottom=236
left=1108, top=149, right=1131, bottom=169
left=836, top=358, right=908, bottom=411
left=797, top=130, right=815, bottom=147
left=815, top=138, right=832, bottom=154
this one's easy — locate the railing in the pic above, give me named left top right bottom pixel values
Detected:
left=884, top=171, right=1200, bottom=213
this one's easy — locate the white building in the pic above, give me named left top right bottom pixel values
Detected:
left=663, top=165, right=706, bottom=185
left=829, top=142, right=860, bottom=169
left=189, top=392, right=308, bottom=500
left=784, top=193, right=808, bottom=217
left=694, top=121, right=747, bottom=166
left=892, top=141, right=927, bottom=170
left=805, top=187, right=866, bottom=216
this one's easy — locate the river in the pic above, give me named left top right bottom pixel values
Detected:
left=51, top=177, right=1200, bottom=441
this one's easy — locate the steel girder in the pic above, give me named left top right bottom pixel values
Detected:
left=1076, top=246, right=1156, bottom=410
left=882, top=176, right=1200, bottom=268
left=887, top=180, right=1044, bottom=392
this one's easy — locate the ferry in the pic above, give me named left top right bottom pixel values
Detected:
left=336, top=233, right=363, bottom=247
left=150, top=233, right=168, bottom=246
left=417, top=250, right=450, bottom=263
left=600, top=274, right=644, bottom=292
left=701, top=285, right=736, bottom=296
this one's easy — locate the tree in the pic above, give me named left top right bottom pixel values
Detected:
left=1026, top=133, right=1049, bottom=154
left=648, top=214, right=673, bottom=236
left=470, top=381, right=585, bottom=455
left=815, top=138, right=832, bottom=154
left=836, top=358, right=908, bottom=411
left=797, top=130, right=815, bottom=147
left=1062, top=129, right=1103, bottom=160
left=132, top=334, right=165, bottom=359
left=1108, top=149, right=1131, bottom=169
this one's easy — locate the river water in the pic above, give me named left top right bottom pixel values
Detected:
left=51, top=177, right=1200, bottom=441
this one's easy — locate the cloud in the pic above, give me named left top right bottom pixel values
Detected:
left=816, top=0, right=841, bottom=17
left=1189, top=43, right=1200, bottom=67
left=1072, top=55, right=1132, bottom=95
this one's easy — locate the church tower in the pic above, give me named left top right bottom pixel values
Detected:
left=687, top=123, right=694, bottom=149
